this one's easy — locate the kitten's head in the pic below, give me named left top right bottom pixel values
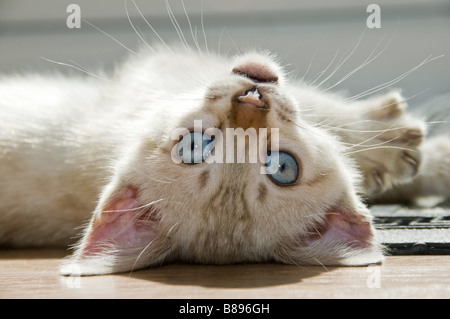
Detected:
left=61, top=50, right=383, bottom=275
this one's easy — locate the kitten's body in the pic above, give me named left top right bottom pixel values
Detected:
left=0, top=47, right=448, bottom=275
left=0, top=75, right=107, bottom=246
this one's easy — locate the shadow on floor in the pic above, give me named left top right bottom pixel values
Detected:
left=0, top=249, right=331, bottom=289
left=123, top=262, right=332, bottom=289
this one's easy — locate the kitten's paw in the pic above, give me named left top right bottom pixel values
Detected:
left=352, top=91, right=425, bottom=197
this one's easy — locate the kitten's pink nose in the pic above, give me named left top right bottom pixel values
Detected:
left=232, top=63, right=279, bottom=84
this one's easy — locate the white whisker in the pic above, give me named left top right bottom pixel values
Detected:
left=132, top=0, right=171, bottom=51
left=345, top=54, right=444, bottom=101
left=41, top=57, right=113, bottom=82
left=181, top=0, right=202, bottom=53
left=200, top=0, right=209, bottom=54
left=345, top=145, right=417, bottom=155
left=301, top=46, right=320, bottom=82
left=344, top=136, right=400, bottom=150
left=217, top=26, right=226, bottom=54
left=308, top=49, right=340, bottom=87
left=322, top=30, right=394, bottom=92
left=131, top=166, right=175, bottom=184
left=130, top=238, right=156, bottom=275
left=312, top=257, right=329, bottom=272
left=165, top=0, right=189, bottom=49
left=124, top=0, right=154, bottom=52
left=311, top=31, right=365, bottom=89
left=103, top=198, right=164, bottom=213
left=318, top=123, right=415, bottom=134
left=82, top=19, right=139, bottom=56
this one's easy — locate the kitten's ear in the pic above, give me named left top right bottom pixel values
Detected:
left=60, top=184, right=170, bottom=276
left=282, top=206, right=384, bottom=266
left=312, top=207, right=384, bottom=265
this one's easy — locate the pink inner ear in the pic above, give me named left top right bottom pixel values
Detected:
left=308, top=209, right=374, bottom=249
left=80, top=186, right=159, bottom=257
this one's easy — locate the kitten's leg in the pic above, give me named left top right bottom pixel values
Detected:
left=339, top=91, right=426, bottom=199
left=373, top=135, right=450, bottom=206
left=292, top=87, right=425, bottom=199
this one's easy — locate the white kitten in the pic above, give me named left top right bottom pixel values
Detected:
left=0, top=47, right=447, bottom=275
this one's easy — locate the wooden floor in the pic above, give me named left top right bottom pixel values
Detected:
left=0, top=249, right=449, bottom=298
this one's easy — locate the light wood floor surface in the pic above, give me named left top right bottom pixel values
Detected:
left=0, top=249, right=449, bottom=298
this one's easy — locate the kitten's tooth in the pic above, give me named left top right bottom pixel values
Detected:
left=231, top=87, right=269, bottom=129
left=236, top=88, right=266, bottom=108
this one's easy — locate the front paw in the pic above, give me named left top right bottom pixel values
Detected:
left=351, top=91, right=425, bottom=197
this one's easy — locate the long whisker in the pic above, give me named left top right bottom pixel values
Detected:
left=131, top=0, right=171, bottom=51
left=124, top=0, right=154, bottom=52
left=343, top=136, right=400, bottom=150
left=181, top=0, right=202, bottom=53
left=345, top=54, right=444, bottom=101
left=217, top=26, right=226, bottom=54
left=103, top=198, right=165, bottom=213
left=322, top=30, right=393, bottom=92
left=310, top=31, right=365, bottom=89
left=344, top=145, right=417, bottom=155
left=200, top=0, right=209, bottom=54
left=165, top=0, right=189, bottom=49
left=41, top=57, right=114, bottom=82
left=300, top=87, right=429, bottom=118
left=82, top=19, right=139, bottom=56
left=129, top=238, right=156, bottom=275
left=317, top=123, right=417, bottom=134
left=300, top=45, right=320, bottom=82
left=131, top=166, right=175, bottom=184
left=308, top=49, right=340, bottom=87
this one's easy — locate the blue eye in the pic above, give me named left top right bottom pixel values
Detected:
left=266, top=151, right=299, bottom=185
left=177, top=132, right=214, bottom=163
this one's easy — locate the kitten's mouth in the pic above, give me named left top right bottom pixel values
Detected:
left=235, top=87, right=268, bottom=109
left=230, top=86, right=269, bottom=130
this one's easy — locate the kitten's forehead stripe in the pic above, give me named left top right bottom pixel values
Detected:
left=257, top=183, right=267, bottom=202
left=203, top=175, right=251, bottom=220
left=239, top=181, right=251, bottom=221
left=198, top=170, right=209, bottom=189
left=194, top=177, right=255, bottom=258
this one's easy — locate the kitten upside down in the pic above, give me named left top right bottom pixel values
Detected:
left=0, top=48, right=447, bottom=275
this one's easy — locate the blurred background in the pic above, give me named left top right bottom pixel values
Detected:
left=0, top=0, right=449, bottom=108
